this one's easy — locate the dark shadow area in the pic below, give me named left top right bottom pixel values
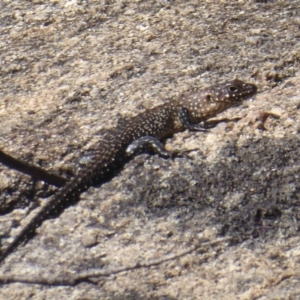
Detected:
left=98, top=134, right=300, bottom=247
left=3, top=133, right=300, bottom=252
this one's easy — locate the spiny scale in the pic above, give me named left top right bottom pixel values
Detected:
left=0, top=79, right=257, bottom=264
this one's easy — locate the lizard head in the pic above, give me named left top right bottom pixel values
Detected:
left=178, top=79, right=257, bottom=122
left=206, top=79, right=257, bottom=104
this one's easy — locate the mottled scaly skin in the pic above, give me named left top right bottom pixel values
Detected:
left=0, top=80, right=257, bottom=264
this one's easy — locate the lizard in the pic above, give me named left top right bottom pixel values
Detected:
left=0, top=79, right=257, bottom=264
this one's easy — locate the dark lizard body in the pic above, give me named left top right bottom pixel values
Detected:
left=0, top=80, right=257, bottom=264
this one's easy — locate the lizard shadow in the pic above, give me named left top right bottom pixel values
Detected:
left=2, top=133, right=300, bottom=269
left=102, top=134, right=300, bottom=246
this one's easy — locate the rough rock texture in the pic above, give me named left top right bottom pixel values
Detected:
left=0, top=0, right=300, bottom=299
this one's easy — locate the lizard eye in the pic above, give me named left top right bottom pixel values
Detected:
left=227, top=85, right=238, bottom=93
left=206, top=94, right=213, bottom=102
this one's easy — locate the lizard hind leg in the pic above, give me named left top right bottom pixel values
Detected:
left=126, top=136, right=171, bottom=158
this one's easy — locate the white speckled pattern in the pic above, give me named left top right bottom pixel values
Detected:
left=0, top=80, right=257, bottom=264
